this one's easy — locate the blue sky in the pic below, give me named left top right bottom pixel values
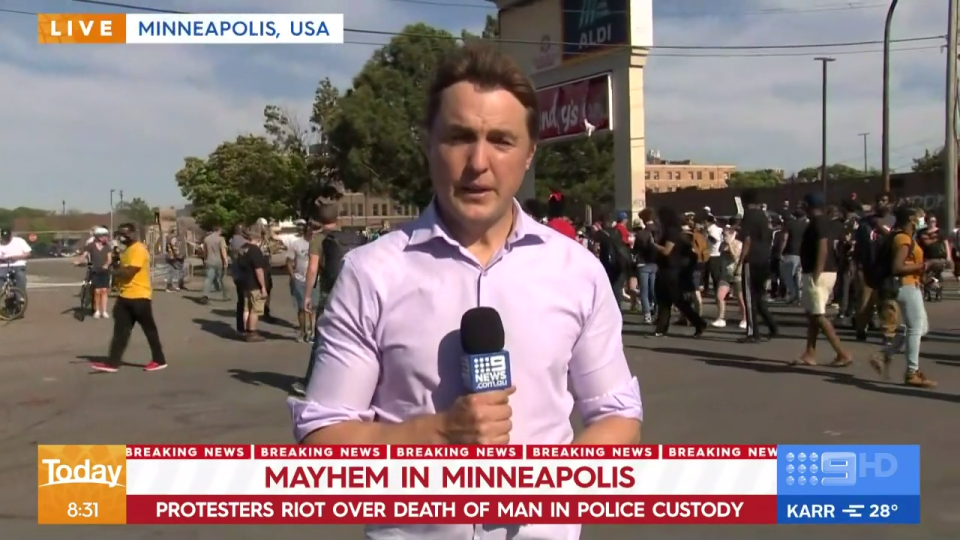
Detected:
left=0, top=0, right=950, bottom=212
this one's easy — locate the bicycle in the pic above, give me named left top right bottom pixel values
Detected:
left=0, top=269, right=27, bottom=321
left=77, top=265, right=94, bottom=321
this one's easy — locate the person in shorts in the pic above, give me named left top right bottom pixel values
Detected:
left=794, top=193, right=850, bottom=367
left=286, top=222, right=321, bottom=342
left=75, top=227, right=114, bottom=318
left=236, top=231, right=269, bottom=342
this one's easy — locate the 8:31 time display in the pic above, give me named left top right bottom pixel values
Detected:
left=66, top=502, right=99, bottom=518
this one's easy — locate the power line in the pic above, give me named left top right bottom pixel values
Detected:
left=69, top=0, right=947, bottom=52
left=0, top=6, right=942, bottom=59
left=383, top=0, right=894, bottom=16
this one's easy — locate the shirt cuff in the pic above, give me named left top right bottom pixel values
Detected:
left=576, top=377, right=643, bottom=424
left=287, top=397, right=377, bottom=443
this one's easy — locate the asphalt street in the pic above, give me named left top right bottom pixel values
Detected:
left=2, top=264, right=958, bottom=539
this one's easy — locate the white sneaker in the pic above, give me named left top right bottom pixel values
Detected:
left=93, top=312, right=102, bottom=319
left=739, top=320, right=748, bottom=329
left=102, top=312, right=110, bottom=319
left=711, top=319, right=727, bottom=328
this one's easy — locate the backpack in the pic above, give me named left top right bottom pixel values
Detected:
left=866, top=231, right=915, bottom=297
left=318, top=231, right=363, bottom=292
left=691, top=231, right=710, bottom=263
left=632, top=228, right=656, bottom=264
left=597, top=228, right=632, bottom=274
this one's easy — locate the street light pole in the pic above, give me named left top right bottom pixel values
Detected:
left=858, top=132, right=870, bottom=173
left=945, top=0, right=958, bottom=230
left=815, top=57, right=836, bottom=193
left=110, top=189, right=116, bottom=234
left=881, top=0, right=900, bottom=192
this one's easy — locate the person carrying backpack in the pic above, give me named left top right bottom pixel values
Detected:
left=596, top=213, right=633, bottom=302
left=293, top=203, right=363, bottom=395
left=867, top=206, right=936, bottom=388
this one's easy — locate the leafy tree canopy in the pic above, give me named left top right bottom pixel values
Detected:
left=911, top=147, right=943, bottom=174
left=795, top=163, right=874, bottom=182
left=114, top=197, right=155, bottom=228
left=727, top=169, right=783, bottom=189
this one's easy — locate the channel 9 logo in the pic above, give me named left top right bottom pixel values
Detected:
left=820, top=451, right=898, bottom=486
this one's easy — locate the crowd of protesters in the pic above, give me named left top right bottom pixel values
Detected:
left=525, top=190, right=955, bottom=389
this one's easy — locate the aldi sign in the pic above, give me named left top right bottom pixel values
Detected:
left=561, top=0, right=629, bottom=62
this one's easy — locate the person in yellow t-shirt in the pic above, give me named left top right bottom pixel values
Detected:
left=874, top=206, right=936, bottom=388
left=89, top=223, right=167, bottom=374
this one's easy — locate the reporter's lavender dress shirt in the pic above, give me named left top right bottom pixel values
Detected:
left=289, top=201, right=643, bottom=540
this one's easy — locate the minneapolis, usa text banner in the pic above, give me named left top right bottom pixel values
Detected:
left=37, top=13, right=345, bottom=44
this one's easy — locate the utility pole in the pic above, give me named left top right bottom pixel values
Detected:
left=61, top=200, right=65, bottom=215
left=858, top=132, right=870, bottom=173
left=881, top=0, right=901, bottom=192
left=946, top=0, right=958, bottom=230
left=110, top=189, right=116, bottom=234
left=815, top=57, right=836, bottom=193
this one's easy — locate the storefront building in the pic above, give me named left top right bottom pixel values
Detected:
left=490, top=0, right=653, bottom=216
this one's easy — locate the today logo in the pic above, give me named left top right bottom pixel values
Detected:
left=40, top=458, right=124, bottom=488
left=36, top=445, right=128, bottom=525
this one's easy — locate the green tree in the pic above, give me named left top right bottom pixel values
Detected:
left=326, top=23, right=463, bottom=208
left=911, top=147, right=943, bottom=174
left=461, top=14, right=499, bottom=42
left=175, top=136, right=290, bottom=229
left=263, top=104, right=342, bottom=217
left=307, top=77, right=346, bottom=206
left=114, top=197, right=154, bottom=228
left=727, top=169, right=783, bottom=188
left=795, top=163, right=873, bottom=182
left=535, top=137, right=615, bottom=211
left=0, top=207, right=52, bottom=227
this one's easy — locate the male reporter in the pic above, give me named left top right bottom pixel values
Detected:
left=289, top=43, right=641, bottom=539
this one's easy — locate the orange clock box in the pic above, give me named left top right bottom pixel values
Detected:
left=37, top=445, right=127, bottom=524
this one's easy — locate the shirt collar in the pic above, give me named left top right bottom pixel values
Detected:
left=407, top=198, right=548, bottom=248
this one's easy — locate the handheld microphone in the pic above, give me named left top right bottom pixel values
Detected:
left=460, top=307, right=512, bottom=393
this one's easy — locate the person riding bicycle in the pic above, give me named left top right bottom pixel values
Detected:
left=74, top=227, right=114, bottom=318
left=0, top=226, right=32, bottom=293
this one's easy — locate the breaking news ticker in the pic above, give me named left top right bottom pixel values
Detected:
left=37, top=444, right=920, bottom=525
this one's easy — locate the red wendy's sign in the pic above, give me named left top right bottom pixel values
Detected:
left=537, top=74, right=612, bottom=142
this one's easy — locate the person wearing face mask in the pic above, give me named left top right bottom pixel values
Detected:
left=868, top=206, right=936, bottom=387
left=88, top=223, right=167, bottom=373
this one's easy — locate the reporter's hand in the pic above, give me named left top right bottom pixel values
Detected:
left=441, top=387, right=515, bottom=445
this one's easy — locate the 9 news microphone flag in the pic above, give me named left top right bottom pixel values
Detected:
left=37, top=444, right=920, bottom=525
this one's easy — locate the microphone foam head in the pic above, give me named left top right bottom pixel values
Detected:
left=460, top=307, right=505, bottom=354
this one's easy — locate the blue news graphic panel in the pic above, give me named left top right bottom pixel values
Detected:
left=776, top=445, right=920, bottom=524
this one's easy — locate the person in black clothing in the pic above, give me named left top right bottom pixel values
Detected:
left=595, top=213, right=632, bottom=303
left=652, top=207, right=706, bottom=337
left=779, top=211, right=807, bottom=303
left=737, top=189, right=778, bottom=342
left=236, top=232, right=270, bottom=342
left=769, top=216, right=785, bottom=299
left=834, top=222, right=858, bottom=322
left=631, top=209, right=659, bottom=323
left=794, top=193, right=851, bottom=366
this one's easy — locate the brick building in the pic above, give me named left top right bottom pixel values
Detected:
left=644, top=150, right=736, bottom=192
